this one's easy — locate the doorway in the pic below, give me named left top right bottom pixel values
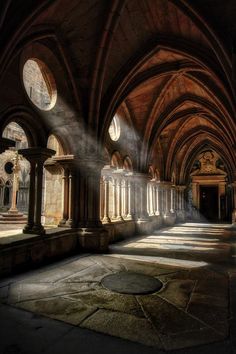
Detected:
left=200, top=185, right=218, bottom=221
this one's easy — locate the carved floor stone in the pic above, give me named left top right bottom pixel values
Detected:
left=0, top=223, right=234, bottom=351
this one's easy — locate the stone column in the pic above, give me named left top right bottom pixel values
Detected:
left=116, top=173, right=124, bottom=221
left=54, top=155, right=76, bottom=228
left=123, top=179, right=128, bottom=218
left=176, top=185, right=186, bottom=222
left=60, top=168, right=69, bottom=225
left=155, top=184, right=160, bottom=215
left=111, top=177, right=117, bottom=220
left=126, top=174, right=134, bottom=220
left=170, top=185, right=176, bottom=214
left=161, top=181, right=176, bottom=226
left=76, top=158, right=108, bottom=252
left=25, top=160, right=36, bottom=231
left=102, top=175, right=111, bottom=223
left=133, top=173, right=149, bottom=221
left=152, top=181, right=156, bottom=216
left=18, top=147, right=56, bottom=234
left=66, top=167, right=76, bottom=227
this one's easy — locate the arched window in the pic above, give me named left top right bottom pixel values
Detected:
left=108, top=114, right=121, bottom=141
left=123, top=156, right=133, bottom=172
left=111, top=151, right=122, bottom=169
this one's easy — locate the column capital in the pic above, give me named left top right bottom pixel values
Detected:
left=18, top=147, right=56, bottom=163
left=112, top=168, right=125, bottom=177
left=176, top=185, right=187, bottom=191
left=132, top=172, right=149, bottom=182
left=157, top=181, right=172, bottom=189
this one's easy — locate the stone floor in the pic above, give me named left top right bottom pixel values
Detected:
left=0, top=223, right=235, bottom=354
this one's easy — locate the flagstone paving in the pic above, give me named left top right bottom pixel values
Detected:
left=0, top=223, right=235, bottom=352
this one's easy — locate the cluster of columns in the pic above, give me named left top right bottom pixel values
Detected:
left=100, top=167, right=133, bottom=222
left=0, top=140, right=187, bottom=239
left=100, top=169, right=187, bottom=225
left=54, top=156, right=76, bottom=228
left=18, top=147, right=56, bottom=234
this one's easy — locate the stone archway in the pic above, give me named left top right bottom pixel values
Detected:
left=190, top=150, right=228, bottom=222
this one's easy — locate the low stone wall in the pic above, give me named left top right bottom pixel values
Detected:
left=0, top=229, right=78, bottom=277
left=103, top=215, right=163, bottom=242
left=0, top=215, right=173, bottom=277
left=104, top=220, right=136, bottom=243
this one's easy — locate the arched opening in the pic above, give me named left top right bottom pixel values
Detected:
left=188, top=149, right=229, bottom=222
left=3, top=180, right=12, bottom=207
left=1, top=122, right=29, bottom=214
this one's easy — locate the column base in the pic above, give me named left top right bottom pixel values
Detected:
left=78, top=227, right=109, bottom=252
left=111, top=216, right=124, bottom=222
left=102, top=216, right=111, bottom=223
left=163, top=212, right=176, bottom=226
left=58, top=218, right=67, bottom=227
left=23, top=224, right=45, bottom=235
left=123, top=214, right=134, bottom=221
left=176, top=210, right=186, bottom=223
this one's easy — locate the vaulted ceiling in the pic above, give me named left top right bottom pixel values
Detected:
left=0, top=0, right=236, bottom=182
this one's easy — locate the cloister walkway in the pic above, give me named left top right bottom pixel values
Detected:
left=0, top=223, right=235, bottom=354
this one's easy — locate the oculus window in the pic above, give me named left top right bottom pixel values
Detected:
left=23, top=59, right=57, bottom=111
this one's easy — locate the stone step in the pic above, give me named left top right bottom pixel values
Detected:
left=0, top=212, right=27, bottom=224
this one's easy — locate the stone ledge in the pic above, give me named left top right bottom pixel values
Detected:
left=0, top=228, right=79, bottom=277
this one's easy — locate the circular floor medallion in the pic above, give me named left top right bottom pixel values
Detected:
left=101, top=271, right=163, bottom=295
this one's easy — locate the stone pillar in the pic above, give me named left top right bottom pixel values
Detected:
left=102, top=175, right=111, bottom=223
left=61, top=168, right=69, bottom=225
left=158, top=184, right=163, bottom=215
left=18, top=147, right=56, bottom=234
left=116, top=178, right=123, bottom=221
left=134, top=173, right=149, bottom=221
left=54, top=156, right=76, bottom=228
left=112, top=170, right=124, bottom=221
left=76, top=158, right=108, bottom=252
left=122, top=179, right=128, bottom=218
left=162, top=182, right=176, bottom=226
left=155, top=184, right=160, bottom=215
left=25, top=160, right=36, bottom=230
left=111, top=177, right=117, bottom=220
left=148, top=181, right=155, bottom=216
left=170, top=186, right=176, bottom=214
left=66, top=168, right=76, bottom=227
left=126, top=174, right=134, bottom=220
left=176, top=185, right=186, bottom=222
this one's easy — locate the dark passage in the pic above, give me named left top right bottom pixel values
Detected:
left=200, top=185, right=218, bottom=221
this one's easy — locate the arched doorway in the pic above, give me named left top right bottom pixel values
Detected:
left=190, top=150, right=228, bottom=222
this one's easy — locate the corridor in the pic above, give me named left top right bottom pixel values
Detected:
left=0, top=223, right=235, bottom=353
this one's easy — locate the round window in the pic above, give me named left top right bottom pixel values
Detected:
left=108, top=115, right=121, bottom=141
left=5, top=162, right=13, bottom=174
left=23, top=59, right=57, bottom=111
